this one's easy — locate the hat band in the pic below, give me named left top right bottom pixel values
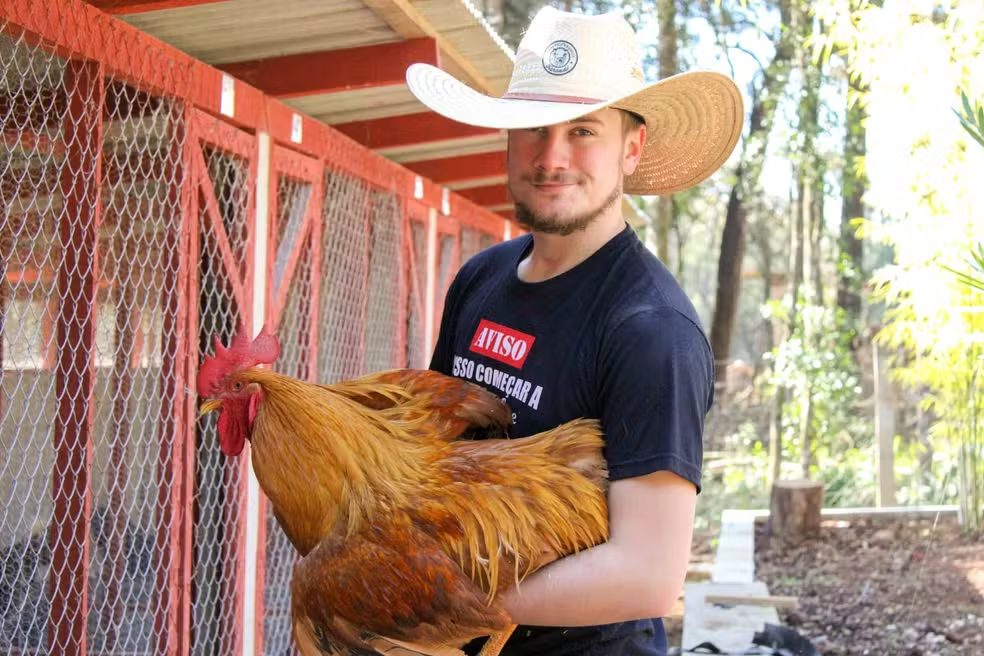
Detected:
left=501, top=91, right=605, bottom=104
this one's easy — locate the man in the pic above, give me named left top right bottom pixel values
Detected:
left=406, top=7, right=743, bottom=655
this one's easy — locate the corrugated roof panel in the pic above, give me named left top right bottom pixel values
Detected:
left=121, top=0, right=398, bottom=64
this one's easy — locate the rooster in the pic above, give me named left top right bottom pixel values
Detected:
left=197, top=326, right=609, bottom=656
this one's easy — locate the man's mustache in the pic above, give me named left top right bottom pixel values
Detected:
left=528, top=172, right=583, bottom=185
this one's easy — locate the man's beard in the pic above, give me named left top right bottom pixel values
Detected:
left=511, top=177, right=622, bottom=236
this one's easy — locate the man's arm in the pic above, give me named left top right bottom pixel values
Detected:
left=497, top=470, right=696, bottom=626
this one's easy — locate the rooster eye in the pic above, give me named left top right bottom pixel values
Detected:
left=232, top=381, right=244, bottom=392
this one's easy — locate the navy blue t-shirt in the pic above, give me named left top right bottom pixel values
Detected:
left=429, top=224, right=713, bottom=656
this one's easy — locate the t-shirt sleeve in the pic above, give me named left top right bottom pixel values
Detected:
left=596, top=306, right=713, bottom=492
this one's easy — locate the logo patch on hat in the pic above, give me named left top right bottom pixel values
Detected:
left=543, top=40, right=578, bottom=76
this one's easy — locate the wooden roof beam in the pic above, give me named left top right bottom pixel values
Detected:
left=458, top=184, right=510, bottom=207
left=219, top=39, right=440, bottom=98
left=334, top=112, right=499, bottom=150
left=88, top=0, right=228, bottom=15
left=361, top=0, right=499, bottom=95
left=404, top=151, right=506, bottom=185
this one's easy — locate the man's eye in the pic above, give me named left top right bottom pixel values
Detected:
left=573, top=128, right=594, bottom=137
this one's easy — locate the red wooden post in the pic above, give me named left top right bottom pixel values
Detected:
left=306, top=169, right=325, bottom=379
left=178, top=145, right=202, bottom=656
left=155, top=104, right=194, bottom=656
left=231, top=138, right=260, bottom=656
left=396, top=198, right=409, bottom=367
left=0, top=237, right=6, bottom=423
left=49, top=58, right=104, bottom=656
left=359, top=186, right=371, bottom=373
left=266, top=169, right=279, bottom=324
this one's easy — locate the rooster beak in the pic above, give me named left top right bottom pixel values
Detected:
left=199, top=399, right=223, bottom=417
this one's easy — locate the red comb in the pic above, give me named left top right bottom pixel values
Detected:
left=196, top=324, right=281, bottom=396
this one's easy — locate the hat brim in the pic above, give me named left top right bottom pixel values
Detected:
left=406, top=64, right=744, bottom=196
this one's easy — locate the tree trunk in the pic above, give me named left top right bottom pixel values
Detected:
left=769, top=479, right=824, bottom=544
left=873, top=340, right=897, bottom=506
left=708, top=0, right=795, bottom=383
left=769, top=386, right=785, bottom=485
left=837, top=75, right=866, bottom=329
left=655, top=0, right=678, bottom=265
left=799, top=382, right=814, bottom=477
left=810, top=178, right=824, bottom=306
left=710, top=185, right=746, bottom=382
left=789, top=179, right=805, bottom=328
left=792, top=2, right=822, bottom=475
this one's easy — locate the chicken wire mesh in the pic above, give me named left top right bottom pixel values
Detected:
left=263, top=171, right=315, bottom=656
left=85, top=80, right=185, bottom=656
left=407, top=220, right=428, bottom=369
left=460, top=226, right=482, bottom=265
left=364, top=190, right=404, bottom=373
left=3, top=6, right=507, bottom=653
left=1, top=21, right=186, bottom=656
left=193, top=142, right=252, bottom=656
left=318, top=170, right=371, bottom=383
left=436, top=233, right=458, bottom=320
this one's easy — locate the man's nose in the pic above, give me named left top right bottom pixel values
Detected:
left=533, top=129, right=570, bottom=171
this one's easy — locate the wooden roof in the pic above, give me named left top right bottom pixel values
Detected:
left=95, top=0, right=514, bottom=216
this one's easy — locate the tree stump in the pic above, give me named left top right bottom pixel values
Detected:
left=769, top=479, right=824, bottom=544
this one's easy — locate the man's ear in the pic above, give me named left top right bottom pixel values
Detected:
left=623, top=123, right=647, bottom=176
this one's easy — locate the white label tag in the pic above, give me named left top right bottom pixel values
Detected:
left=414, top=176, right=424, bottom=200
left=220, top=74, right=235, bottom=117
left=291, top=113, right=303, bottom=143
left=441, top=188, right=451, bottom=216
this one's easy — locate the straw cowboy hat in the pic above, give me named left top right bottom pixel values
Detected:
left=406, top=6, right=744, bottom=196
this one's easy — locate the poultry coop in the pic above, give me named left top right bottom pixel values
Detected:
left=0, top=1, right=513, bottom=654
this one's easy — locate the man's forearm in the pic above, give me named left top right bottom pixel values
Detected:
left=498, top=540, right=682, bottom=627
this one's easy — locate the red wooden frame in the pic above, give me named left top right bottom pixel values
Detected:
left=155, top=103, right=195, bottom=656
left=267, top=145, right=323, bottom=325
left=193, top=112, right=258, bottom=656
left=0, top=2, right=513, bottom=654
left=49, top=59, right=103, bottom=656
left=254, top=143, right=326, bottom=648
left=334, top=112, right=500, bottom=150
left=220, top=38, right=440, bottom=98
left=405, top=151, right=507, bottom=185
left=458, top=184, right=511, bottom=207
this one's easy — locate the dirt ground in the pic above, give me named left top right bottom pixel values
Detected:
left=754, top=515, right=984, bottom=655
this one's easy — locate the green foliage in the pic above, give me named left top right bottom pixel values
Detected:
left=816, top=446, right=876, bottom=507
left=941, top=91, right=984, bottom=293
left=940, top=242, right=984, bottom=293
left=954, top=90, right=984, bottom=150
left=765, top=301, right=870, bottom=472
left=814, top=0, right=984, bottom=533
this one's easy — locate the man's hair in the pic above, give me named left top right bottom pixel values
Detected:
left=621, top=110, right=645, bottom=136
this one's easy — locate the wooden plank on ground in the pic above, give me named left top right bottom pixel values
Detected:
left=682, top=582, right=780, bottom=653
left=711, top=509, right=763, bottom=584
left=704, top=593, right=799, bottom=610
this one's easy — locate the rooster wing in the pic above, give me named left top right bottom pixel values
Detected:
left=291, top=513, right=511, bottom=656
left=324, top=369, right=511, bottom=441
